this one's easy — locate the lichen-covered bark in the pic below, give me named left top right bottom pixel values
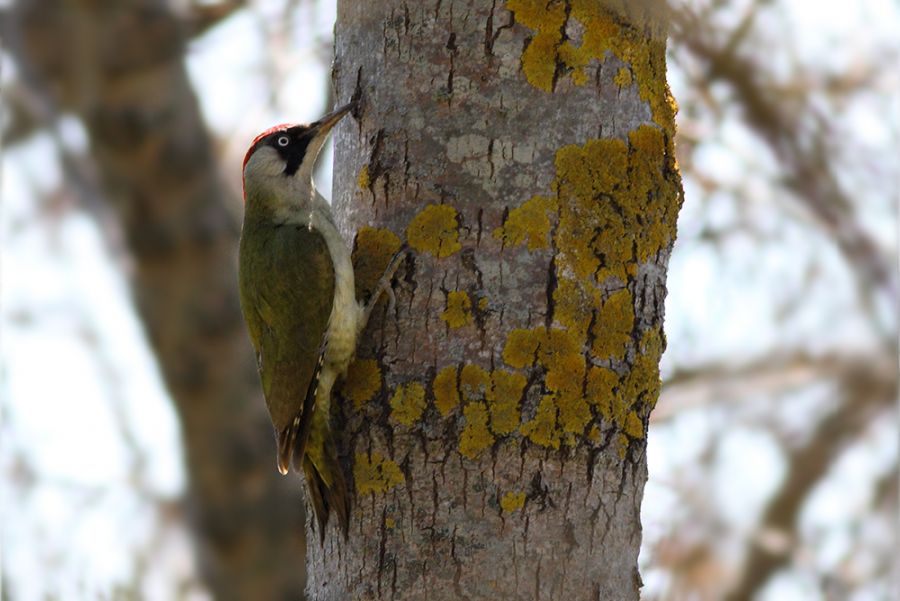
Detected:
left=313, top=1, right=682, bottom=599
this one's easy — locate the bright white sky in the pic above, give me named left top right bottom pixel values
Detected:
left=1, top=1, right=897, bottom=600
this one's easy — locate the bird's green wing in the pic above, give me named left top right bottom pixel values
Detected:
left=238, top=216, right=335, bottom=472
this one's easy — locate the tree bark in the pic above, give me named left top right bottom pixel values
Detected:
left=8, top=2, right=307, bottom=599
left=311, top=1, right=682, bottom=599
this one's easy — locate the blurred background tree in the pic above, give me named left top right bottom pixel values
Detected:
left=1, top=0, right=896, bottom=600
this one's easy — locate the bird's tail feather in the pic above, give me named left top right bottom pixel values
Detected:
left=302, top=448, right=350, bottom=543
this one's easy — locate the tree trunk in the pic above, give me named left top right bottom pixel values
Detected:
left=311, top=1, right=682, bottom=599
left=9, top=2, right=307, bottom=598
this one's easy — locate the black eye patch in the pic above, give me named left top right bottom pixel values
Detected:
left=270, top=130, right=313, bottom=176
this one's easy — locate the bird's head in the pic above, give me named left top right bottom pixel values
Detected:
left=242, top=102, right=355, bottom=210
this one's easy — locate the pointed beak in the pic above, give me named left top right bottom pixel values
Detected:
left=310, top=101, right=355, bottom=137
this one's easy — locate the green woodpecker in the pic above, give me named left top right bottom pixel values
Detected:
left=239, top=102, right=403, bottom=538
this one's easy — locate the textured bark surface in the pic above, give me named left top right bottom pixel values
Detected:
left=310, top=1, right=682, bottom=600
left=8, top=2, right=307, bottom=599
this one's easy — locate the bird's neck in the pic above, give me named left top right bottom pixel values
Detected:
left=243, top=178, right=331, bottom=228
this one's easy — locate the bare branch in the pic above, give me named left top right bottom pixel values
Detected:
left=670, top=5, right=900, bottom=336
left=725, top=363, right=896, bottom=599
left=656, top=353, right=896, bottom=422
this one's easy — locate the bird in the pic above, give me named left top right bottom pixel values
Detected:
left=238, top=101, right=404, bottom=539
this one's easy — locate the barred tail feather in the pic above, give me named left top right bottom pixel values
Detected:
left=302, top=451, right=350, bottom=543
left=302, top=456, right=328, bottom=540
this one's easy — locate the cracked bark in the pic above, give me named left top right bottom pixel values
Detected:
left=309, top=1, right=680, bottom=600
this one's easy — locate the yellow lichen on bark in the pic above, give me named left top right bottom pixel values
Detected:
left=509, top=1, right=677, bottom=133
left=433, top=363, right=526, bottom=457
left=494, top=122, right=680, bottom=448
left=553, top=126, right=680, bottom=284
left=586, top=365, right=618, bottom=420
left=553, top=276, right=599, bottom=339
left=459, top=401, right=494, bottom=459
left=521, top=394, right=561, bottom=449
left=441, top=290, right=473, bottom=328
left=505, top=0, right=568, bottom=92
left=500, top=491, right=526, bottom=513
left=493, top=195, right=556, bottom=250
left=357, top=164, right=370, bottom=189
left=487, top=370, right=526, bottom=435
left=553, top=137, right=631, bottom=283
left=433, top=365, right=460, bottom=416
left=460, top=364, right=491, bottom=401
left=502, top=328, right=542, bottom=369
left=341, top=359, right=381, bottom=409
left=624, top=411, right=644, bottom=438
left=591, top=289, right=634, bottom=360
left=614, top=66, right=633, bottom=88
left=619, top=327, right=663, bottom=416
left=354, top=452, right=405, bottom=496
left=389, top=382, right=426, bottom=426
left=352, top=226, right=402, bottom=300
left=406, top=204, right=462, bottom=258
left=450, top=4, right=680, bottom=456
left=627, top=125, right=682, bottom=262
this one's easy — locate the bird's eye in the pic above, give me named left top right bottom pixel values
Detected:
left=277, top=135, right=290, bottom=147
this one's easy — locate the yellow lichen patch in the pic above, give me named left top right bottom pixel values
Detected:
left=557, top=392, right=591, bottom=436
left=486, top=370, right=526, bottom=435
left=544, top=352, right=584, bottom=396
left=553, top=277, right=598, bottom=339
left=493, top=195, right=556, bottom=250
left=385, top=516, right=396, bottom=529
left=616, top=433, right=630, bottom=459
left=553, top=137, right=632, bottom=282
left=540, top=327, right=582, bottom=369
left=441, top=290, right=473, bottom=328
left=502, top=328, right=542, bottom=369
left=500, top=491, right=526, bottom=513
left=352, top=227, right=403, bottom=301
left=509, top=0, right=678, bottom=139
left=357, top=164, right=371, bottom=190
left=389, top=382, right=426, bottom=427
left=543, top=347, right=590, bottom=438
left=506, top=0, right=568, bottom=92
left=502, top=325, right=587, bottom=443
left=406, top=204, right=462, bottom=258
left=623, top=410, right=644, bottom=438
left=569, top=2, right=673, bottom=129
left=549, top=128, right=681, bottom=285
left=614, top=66, right=633, bottom=88
left=433, top=365, right=460, bottom=416
left=521, top=394, right=561, bottom=449
left=628, top=125, right=681, bottom=263
left=354, top=452, right=405, bottom=496
left=459, top=401, right=495, bottom=459
left=586, top=365, right=618, bottom=420
left=460, top=364, right=491, bottom=401
left=591, top=289, right=634, bottom=361
left=494, top=124, right=679, bottom=450
left=586, top=328, right=662, bottom=441
left=619, top=327, right=663, bottom=416
left=341, top=359, right=381, bottom=409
